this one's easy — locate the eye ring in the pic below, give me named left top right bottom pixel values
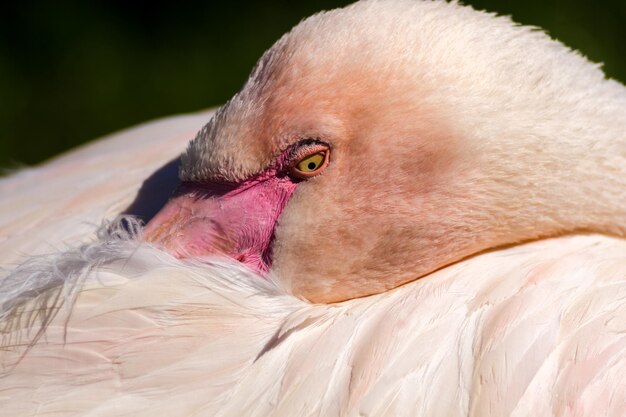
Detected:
left=288, top=145, right=330, bottom=179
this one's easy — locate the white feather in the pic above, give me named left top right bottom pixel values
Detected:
left=1, top=221, right=625, bottom=416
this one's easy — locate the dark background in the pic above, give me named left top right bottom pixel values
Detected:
left=1, top=0, right=624, bottom=170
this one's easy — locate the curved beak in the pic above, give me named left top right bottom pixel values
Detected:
left=143, top=177, right=297, bottom=273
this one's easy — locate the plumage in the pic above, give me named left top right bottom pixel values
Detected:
left=2, top=226, right=625, bottom=416
left=1, top=1, right=625, bottom=416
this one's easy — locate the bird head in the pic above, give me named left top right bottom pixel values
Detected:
left=145, top=0, right=626, bottom=302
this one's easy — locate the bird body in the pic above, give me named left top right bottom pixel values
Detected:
left=1, top=225, right=625, bottom=416
left=1, top=1, right=626, bottom=416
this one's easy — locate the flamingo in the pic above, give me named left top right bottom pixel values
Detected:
left=1, top=1, right=625, bottom=416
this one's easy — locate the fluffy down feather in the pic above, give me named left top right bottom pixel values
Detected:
left=1, top=222, right=625, bottom=417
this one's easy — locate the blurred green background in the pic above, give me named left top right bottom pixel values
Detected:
left=1, top=0, right=624, bottom=170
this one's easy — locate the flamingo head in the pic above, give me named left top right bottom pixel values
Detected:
left=145, top=0, right=625, bottom=302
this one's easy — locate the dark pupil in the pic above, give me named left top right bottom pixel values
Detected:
left=307, top=161, right=317, bottom=170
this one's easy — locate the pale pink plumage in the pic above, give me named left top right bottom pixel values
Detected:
left=1, top=0, right=626, bottom=414
left=1, top=113, right=625, bottom=416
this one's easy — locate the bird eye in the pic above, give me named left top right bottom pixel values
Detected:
left=289, top=148, right=330, bottom=179
left=298, top=153, right=325, bottom=172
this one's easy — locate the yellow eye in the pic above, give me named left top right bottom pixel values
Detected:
left=289, top=148, right=330, bottom=179
left=296, top=152, right=325, bottom=172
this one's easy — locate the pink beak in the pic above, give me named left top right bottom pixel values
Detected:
left=144, top=174, right=298, bottom=274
